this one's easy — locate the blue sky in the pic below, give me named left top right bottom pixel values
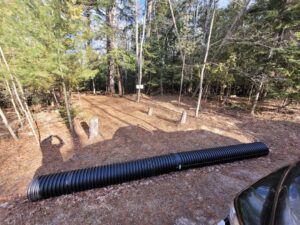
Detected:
left=219, top=0, right=230, bottom=8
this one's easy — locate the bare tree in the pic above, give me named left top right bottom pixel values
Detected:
left=178, top=53, right=186, bottom=103
left=62, top=80, right=74, bottom=133
left=251, top=75, right=266, bottom=115
left=0, top=60, right=23, bottom=127
left=195, top=9, right=216, bottom=117
left=146, top=0, right=154, bottom=38
left=52, top=88, right=60, bottom=106
left=0, top=46, right=39, bottom=143
left=106, top=3, right=116, bottom=94
left=168, top=0, right=186, bottom=103
left=92, top=78, right=96, bottom=94
left=136, top=6, right=147, bottom=103
left=0, top=107, right=18, bottom=141
left=135, top=0, right=139, bottom=81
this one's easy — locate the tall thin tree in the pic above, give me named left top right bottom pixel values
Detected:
left=136, top=5, right=147, bottom=103
left=195, top=9, right=216, bottom=117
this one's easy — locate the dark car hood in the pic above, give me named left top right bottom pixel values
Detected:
left=234, top=161, right=300, bottom=225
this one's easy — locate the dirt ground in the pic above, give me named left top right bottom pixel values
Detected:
left=0, top=94, right=299, bottom=225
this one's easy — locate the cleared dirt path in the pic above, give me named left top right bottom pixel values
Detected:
left=0, top=95, right=299, bottom=224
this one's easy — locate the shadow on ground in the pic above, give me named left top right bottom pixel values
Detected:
left=34, top=125, right=241, bottom=177
left=1, top=95, right=300, bottom=225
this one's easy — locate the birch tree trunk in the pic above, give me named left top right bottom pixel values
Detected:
left=92, top=78, right=96, bottom=95
left=135, top=0, right=139, bottom=88
left=0, top=46, right=39, bottom=143
left=62, top=80, right=74, bottom=133
left=106, top=4, right=116, bottom=94
left=251, top=76, right=265, bottom=115
left=178, top=53, right=186, bottom=103
left=15, top=76, right=35, bottom=125
left=0, top=107, right=18, bottom=141
left=0, top=59, right=23, bottom=126
left=195, top=9, right=216, bottom=117
left=117, top=67, right=123, bottom=97
left=168, top=0, right=186, bottom=103
left=137, top=9, right=147, bottom=103
left=4, top=78, right=23, bottom=127
left=146, top=0, right=154, bottom=38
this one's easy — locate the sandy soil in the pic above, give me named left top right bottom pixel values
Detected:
left=0, top=94, right=299, bottom=225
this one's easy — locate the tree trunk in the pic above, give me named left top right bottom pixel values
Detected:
left=203, top=0, right=214, bottom=44
left=0, top=107, right=18, bottom=141
left=15, top=76, right=34, bottom=122
left=160, top=72, right=164, bottom=96
left=178, top=53, right=186, bottom=103
left=248, top=83, right=254, bottom=102
left=204, top=83, right=210, bottom=102
left=219, top=83, right=227, bottom=102
left=135, top=0, right=139, bottom=91
left=167, top=0, right=184, bottom=59
left=277, top=97, right=292, bottom=111
left=0, top=47, right=39, bottom=143
left=117, top=67, right=123, bottom=97
left=0, top=51, right=23, bottom=126
left=222, top=85, right=231, bottom=105
left=106, top=4, right=116, bottom=94
left=77, top=86, right=81, bottom=107
left=187, top=66, right=193, bottom=94
left=146, top=0, right=154, bottom=38
left=195, top=9, right=216, bottom=117
left=92, top=78, right=96, bottom=95
left=168, top=0, right=181, bottom=45
left=251, top=77, right=265, bottom=115
left=192, top=84, right=199, bottom=98
left=4, top=79, right=23, bottom=127
left=168, top=0, right=186, bottom=103
left=52, top=89, right=60, bottom=106
left=62, top=81, right=74, bottom=134
left=137, top=8, right=147, bottom=102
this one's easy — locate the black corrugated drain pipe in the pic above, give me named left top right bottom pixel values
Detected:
left=27, top=142, right=269, bottom=201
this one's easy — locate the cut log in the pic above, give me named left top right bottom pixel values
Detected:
left=147, top=107, right=153, bottom=116
left=180, top=111, right=187, bottom=124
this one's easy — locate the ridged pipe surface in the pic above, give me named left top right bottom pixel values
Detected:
left=27, top=142, right=268, bottom=201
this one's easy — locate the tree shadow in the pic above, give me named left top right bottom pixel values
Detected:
left=80, top=121, right=89, bottom=138
left=33, top=125, right=243, bottom=178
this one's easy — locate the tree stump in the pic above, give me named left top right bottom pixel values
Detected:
left=147, top=107, right=153, bottom=116
left=89, top=116, right=99, bottom=139
left=180, top=111, right=187, bottom=124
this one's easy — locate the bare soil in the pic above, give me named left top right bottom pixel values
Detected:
left=0, top=94, right=299, bottom=225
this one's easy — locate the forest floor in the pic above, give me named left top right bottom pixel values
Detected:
left=0, top=94, right=299, bottom=225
